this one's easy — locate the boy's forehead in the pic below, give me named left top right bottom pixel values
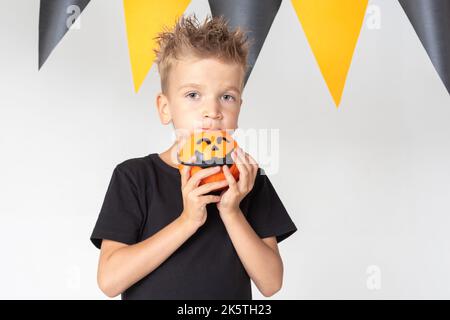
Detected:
left=170, top=56, right=244, bottom=91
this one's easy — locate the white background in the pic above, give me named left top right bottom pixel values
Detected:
left=1, top=0, right=450, bottom=299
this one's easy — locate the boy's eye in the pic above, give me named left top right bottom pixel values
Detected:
left=222, top=94, right=236, bottom=102
left=186, top=92, right=199, bottom=99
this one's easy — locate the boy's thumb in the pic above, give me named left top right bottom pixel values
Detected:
left=181, top=156, right=195, bottom=176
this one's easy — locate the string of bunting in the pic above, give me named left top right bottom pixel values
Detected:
left=38, top=0, right=450, bottom=106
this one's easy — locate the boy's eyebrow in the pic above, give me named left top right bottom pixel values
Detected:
left=177, top=83, right=203, bottom=91
left=177, top=83, right=241, bottom=94
left=223, top=85, right=241, bottom=94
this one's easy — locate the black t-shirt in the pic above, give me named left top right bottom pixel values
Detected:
left=90, top=153, right=298, bottom=300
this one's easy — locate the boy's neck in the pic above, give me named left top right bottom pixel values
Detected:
left=158, top=142, right=179, bottom=169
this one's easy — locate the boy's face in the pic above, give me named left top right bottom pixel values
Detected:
left=156, top=55, right=244, bottom=139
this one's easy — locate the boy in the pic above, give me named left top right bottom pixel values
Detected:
left=90, top=14, right=297, bottom=300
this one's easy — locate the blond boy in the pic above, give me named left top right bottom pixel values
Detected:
left=90, top=14, right=297, bottom=300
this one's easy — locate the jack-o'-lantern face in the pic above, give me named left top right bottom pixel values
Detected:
left=178, top=130, right=237, bottom=167
left=177, top=130, right=240, bottom=187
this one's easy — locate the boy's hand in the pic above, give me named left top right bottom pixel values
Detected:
left=217, top=147, right=259, bottom=218
left=179, top=160, right=229, bottom=230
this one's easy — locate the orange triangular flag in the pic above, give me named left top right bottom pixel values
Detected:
left=123, top=0, right=191, bottom=92
left=291, top=0, right=368, bottom=106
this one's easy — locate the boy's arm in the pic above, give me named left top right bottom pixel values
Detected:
left=217, top=148, right=284, bottom=297
left=220, top=210, right=283, bottom=298
left=97, top=215, right=198, bottom=298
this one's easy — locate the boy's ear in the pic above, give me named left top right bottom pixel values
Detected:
left=156, top=92, right=172, bottom=125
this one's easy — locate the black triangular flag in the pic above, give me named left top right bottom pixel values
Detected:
left=39, top=0, right=91, bottom=69
left=208, top=0, right=282, bottom=87
left=399, top=0, right=450, bottom=95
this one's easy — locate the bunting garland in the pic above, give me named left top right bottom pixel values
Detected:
left=37, top=0, right=450, bottom=102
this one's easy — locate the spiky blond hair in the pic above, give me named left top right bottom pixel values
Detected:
left=153, top=14, right=251, bottom=94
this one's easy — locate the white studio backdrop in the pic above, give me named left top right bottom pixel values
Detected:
left=0, top=0, right=450, bottom=299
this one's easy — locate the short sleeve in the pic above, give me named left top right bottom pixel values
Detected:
left=90, top=165, right=144, bottom=249
left=244, top=168, right=298, bottom=243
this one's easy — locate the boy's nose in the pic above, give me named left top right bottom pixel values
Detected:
left=202, top=105, right=222, bottom=120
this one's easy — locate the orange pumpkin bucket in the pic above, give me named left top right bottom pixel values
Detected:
left=177, top=130, right=240, bottom=189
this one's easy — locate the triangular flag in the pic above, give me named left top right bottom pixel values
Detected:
left=399, top=0, right=450, bottom=96
left=123, top=0, right=192, bottom=92
left=291, top=0, right=368, bottom=107
left=39, top=0, right=91, bottom=69
left=208, top=0, right=282, bottom=87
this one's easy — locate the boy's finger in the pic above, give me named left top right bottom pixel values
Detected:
left=245, top=152, right=259, bottom=173
left=236, top=149, right=257, bottom=190
left=200, top=194, right=222, bottom=205
left=181, top=156, right=196, bottom=187
left=232, top=148, right=243, bottom=165
left=237, top=148, right=252, bottom=178
left=192, top=179, right=229, bottom=196
left=180, top=165, right=191, bottom=188
left=245, top=151, right=258, bottom=165
left=187, top=166, right=221, bottom=190
left=240, top=148, right=254, bottom=167
left=222, top=165, right=237, bottom=188
left=232, top=149, right=249, bottom=185
left=237, top=147, right=251, bottom=165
